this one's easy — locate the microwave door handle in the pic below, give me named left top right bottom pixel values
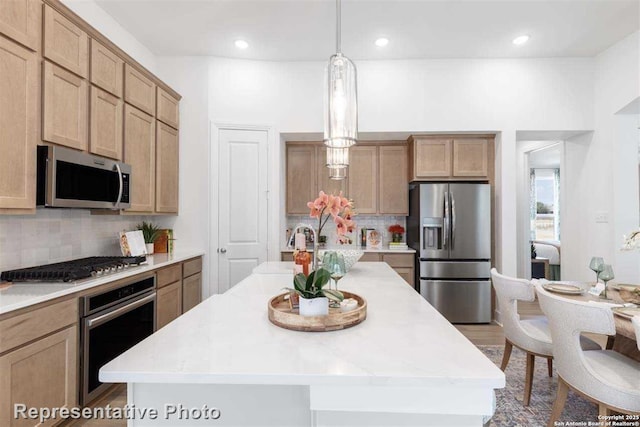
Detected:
left=450, top=191, right=456, bottom=250
left=443, top=191, right=449, bottom=249
left=114, top=163, right=123, bottom=209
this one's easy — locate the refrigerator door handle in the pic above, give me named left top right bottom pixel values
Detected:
left=443, top=191, right=449, bottom=249
left=450, top=191, right=456, bottom=250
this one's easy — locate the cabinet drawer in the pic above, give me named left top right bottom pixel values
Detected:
left=157, top=87, right=179, bottom=129
left=90, top=38, right=123, bottom=97
left=183, top=257, right=202, bottom=278
left=124, top=63, right=155, bottom=115
left=44, top=5, right=88, bottom=78
left=360, top=253, right=381, bottom=262
left=382, top=253, right=414, bottom=268
left=393, top=267, right=415, bottom=287
left=157, top=264, right=182, bottom=288
left=0, top=298, right=77, bottom=354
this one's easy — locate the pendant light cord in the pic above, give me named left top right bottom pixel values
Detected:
left=336, top=0, right=341, bottom=54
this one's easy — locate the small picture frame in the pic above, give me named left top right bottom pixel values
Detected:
left=366, top=229, right=381, bottom=250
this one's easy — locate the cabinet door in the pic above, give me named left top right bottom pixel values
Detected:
left=157, top=87, right=179, bottom=129
left=316, top=145, right=347, bottom=197
left=90, top=86, right=123, bottom=160
left=0, top=326, right=77, bottom=427
left=0, top=37, right=37, bottom=210
left=43, top=61, right=88, bottom=150
left=348, top=146, right=378, bottom=214
left=90, top=39, right=123, bottom=97
left=43, top=5, right=88, bottom=78
left=379, top=145, right=408, bottom=215
left=124, top=105, right=155, bottom=213
left=413, top=139, right=451, bottom=178
left=156, top=122, right=179, bottom=213
left=286, top=145, right=317, bottom=214
left=124, top=64, right=155, bottom=116
left=157, top=281, right=182, bottom=329
left=0, top=0, right=41, bottom=51
left=182, top=273, right=202, bottom=313
left=394, top=267, right=415, bottom=287
left=452, top=139, right=489, bottom=178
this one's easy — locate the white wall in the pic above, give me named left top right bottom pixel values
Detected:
left=62, top=0, right=157, bottom=73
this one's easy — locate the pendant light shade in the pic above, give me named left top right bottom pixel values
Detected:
left=329, top=166, right=348, bottom=180
left=326, top=146, right=349, bottom=168
left=324, top=53, right=358, bottom=148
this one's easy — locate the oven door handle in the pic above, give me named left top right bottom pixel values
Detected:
left=113, top=163, right=124, bottom=209
left=87, top=293, right=155, bottom=328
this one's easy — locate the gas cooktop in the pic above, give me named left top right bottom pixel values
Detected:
left=0, top=256, right=147, bottom=283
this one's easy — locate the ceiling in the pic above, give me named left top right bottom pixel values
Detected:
left=529, top=144, right=562, bottom=169
left=93, top=0, right=639, bottom=61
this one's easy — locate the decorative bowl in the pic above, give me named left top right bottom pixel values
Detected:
left=318, top=249, right=363, bottom=271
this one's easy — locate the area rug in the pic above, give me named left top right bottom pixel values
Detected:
left=478, top=345, right=598, bottom=427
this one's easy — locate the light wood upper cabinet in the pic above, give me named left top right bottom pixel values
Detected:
left=90, top=39, right=123, bottom=97
left=156, top=122, right=179, bottom=213
left=316, top=146, right=347, bottom=197
left=124, top=64, right=155, bottom=116
left=43, top=5, right=88, bottom=78
left=0, top=0, right=41, bottom=51
left=0, top=325, right=77, bottom=427
left=43, top=61, right=88, bottom=150
left=410, top=138, right=452, bottom=180
left=124, top=105, right=155, bottom=213
left=379, top=145, right=408, bottom=215
left=90, top=86, right=123, bottom=160
left=0, top=37, right=37, bottom=210
left=157, top=87, right=179, bottom=129
left=452, top=139, right=489, bottom=177
left=182, top=273, right=202, bottom=313
left=348, top=146, right=378, bottom=214
left=286, top=145, right=317, bottom=214
left=157, top=280, right=182, bottom=329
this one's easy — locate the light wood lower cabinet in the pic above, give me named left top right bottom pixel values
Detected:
left=157, top=281, right=182, bottom=329
left=155, top=122, right=179, bottom=213
left=0, top=36, right=37, bottom=210
left=90, top=86, right=122, bottom=160
left=182, top=273, right=202, bottom=313
left=0, top=325, right=78, bottom=427
left=124, top=105, right=155, bottom=213
left=43, top=61, right=88, bottom=151
left=0, top=0, right=41, bottom=52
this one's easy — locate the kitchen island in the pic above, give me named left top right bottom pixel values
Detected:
left=101, top=262, right=504, bottom=426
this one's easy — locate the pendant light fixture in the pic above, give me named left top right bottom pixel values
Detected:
left=329, top=166, right=348, bottom=180
left=326, top=146, right=349, bottom=169
left=324, top=0, right=358, bottom=150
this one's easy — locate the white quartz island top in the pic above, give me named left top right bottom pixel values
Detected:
left=101, top=262, right=503, bottom=389
left=0, top=250, right=204, bottom=315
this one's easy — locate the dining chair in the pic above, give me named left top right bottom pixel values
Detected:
left=490, top=269, right=600, bottom=406
left=536, top=284, right=640, bottom=425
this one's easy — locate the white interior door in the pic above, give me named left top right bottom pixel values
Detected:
left=218, top=129, right=269, bottom=292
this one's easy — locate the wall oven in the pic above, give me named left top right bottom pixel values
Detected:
left=80, top=274, right=156, bottom=405
left=37, top=145, right=131, bottom=209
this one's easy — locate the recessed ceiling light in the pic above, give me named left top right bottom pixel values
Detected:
left=512, top=35, right=530, bottom=46
left=234, top=39, right=249, bottom=49
left=375, top=37, right=389, bottom=47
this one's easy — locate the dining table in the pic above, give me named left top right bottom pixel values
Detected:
left=541, top=282, right=640, bottom=362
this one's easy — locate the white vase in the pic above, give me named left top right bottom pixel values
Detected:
left=145, top=243, right=154, bottom=255
left=298, top=296, right=328, bottom=317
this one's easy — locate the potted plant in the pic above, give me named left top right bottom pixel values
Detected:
left=388, top=224, right=405, bottom=243
left=137, top=221, right=161, bottom=255
left=285, top=268, right=344, bottom=316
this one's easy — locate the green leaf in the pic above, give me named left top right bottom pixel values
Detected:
left=293, top=273, right=307, bottom=292
left=312, top=268, right=331, bottom=289
left=306, top=271, right=316, bottom=291
left=322, top=289, right=344, bottom=302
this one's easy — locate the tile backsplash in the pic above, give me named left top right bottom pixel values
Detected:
left=285, top=215, right=407, bottom=248
left=0, top=209, right=156, bottom=272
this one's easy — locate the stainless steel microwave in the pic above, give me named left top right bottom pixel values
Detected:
left=37, top=145, right=131, bottom=209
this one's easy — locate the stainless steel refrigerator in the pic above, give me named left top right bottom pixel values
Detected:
left=407, top=183, right=492, bottom=323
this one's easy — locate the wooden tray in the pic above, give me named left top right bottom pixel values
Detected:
left=268, top=291, right=367, bottom=332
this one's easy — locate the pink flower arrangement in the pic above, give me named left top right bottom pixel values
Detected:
left=307, top=191, right=356, bottom=244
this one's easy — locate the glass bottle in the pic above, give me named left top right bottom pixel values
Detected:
left=294, top=233, right=311, bottom=276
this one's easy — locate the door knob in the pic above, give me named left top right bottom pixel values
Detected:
left=220, top=248, right=227, bottom=253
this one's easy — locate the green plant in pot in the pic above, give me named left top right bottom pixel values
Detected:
left=285, top=268, right=344, bottom=317
left=137, top=221, right=161, bottom=255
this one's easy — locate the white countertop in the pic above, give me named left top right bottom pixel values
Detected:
left=281, top=247, right=416, bottom=254
left=0, top=250, right=205, bottom=315
left=101, top=262, right=504, bottom=390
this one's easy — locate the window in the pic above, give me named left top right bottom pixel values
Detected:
left=530, top=168, right=560, bottom=241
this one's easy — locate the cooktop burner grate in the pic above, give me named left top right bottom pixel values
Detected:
left=0, top=256, right=146, bottom=282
